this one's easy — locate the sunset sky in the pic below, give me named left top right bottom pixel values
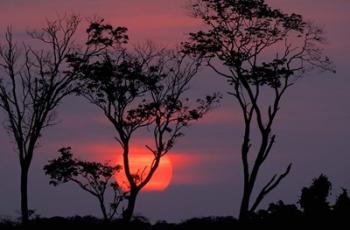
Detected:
left=0, top=0, right=349, bottom=222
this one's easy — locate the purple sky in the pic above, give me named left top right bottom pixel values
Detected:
left=0, top=0, right=349, bottom=222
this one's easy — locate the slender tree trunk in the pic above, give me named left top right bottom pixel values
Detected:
left=98, top=197, right=109, bottom=222
left=239, top=187, right=251, bottom=221
left=239, top=117, right=252, bottom=222
left=123, top=189, right=138, bottom=222
left=20, top=165, right=29, bottom=224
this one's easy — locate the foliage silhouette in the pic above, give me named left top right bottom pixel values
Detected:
left=333, top=189, right=350, bottom=222
left=183, top=0, right=335, bottom=220
left=299, top=174, right=332, bottom=221
left=0, top=15, right=80, bottom=224
left=253, top=200, right=302, bottom=227
left=67, top=19, right=220, bottom=221
left=44, top=147, right=125, bottom=221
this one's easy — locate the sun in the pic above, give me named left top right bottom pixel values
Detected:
left=75, top=143, right=173, bottom=192
left=115, top=148, right=173, bottom=192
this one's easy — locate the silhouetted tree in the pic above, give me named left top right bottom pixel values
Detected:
left=333, top=188, right=350, bottom=221
left=68, top=20, right=219, bottom=221
left=0, top=15, right=80, bottom=223
left=183, top=0, right=334, bottom=220
left=254, top=201, right=304, bottom=227
left=265, top=200, right=302, bottom=225
left=299, top=175, right=332, bottom=219
left=44, top=147, right=125, bottom=221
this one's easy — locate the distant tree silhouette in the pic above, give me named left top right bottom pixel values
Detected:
left=333, top=188, right=350, bottom=221
left=264, top=200, right=302, bottom=226
left=0, top=15, right=80, bottom=224
left=67, top=19, right=219, bottom=221
left=183, top=0, right=335, bottom=220
left=44, top=147, right=125, bottom=221
left=299, top=175, right=332, bottom=219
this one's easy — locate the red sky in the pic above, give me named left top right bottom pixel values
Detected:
left=0, top=0, right=350, bottom=222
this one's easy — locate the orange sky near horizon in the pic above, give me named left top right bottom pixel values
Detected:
left=73, top=144, right=172, bottom=191
left=72, top=142, right=215, bottom=192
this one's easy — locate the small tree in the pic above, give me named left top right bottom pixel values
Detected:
left=299, top=175, right=332, bottom=218
left=183, top=0, right=334, bottom=220
left=333, top=189, right=350, bottom=220
left=68, top=20, right=219, bottom=221
left=44, top=147, right=125, bottom=221
left=266, top=200, right=302, bottom=224
left=0, top=15, right=80, bottom=223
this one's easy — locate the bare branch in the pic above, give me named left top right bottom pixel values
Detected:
left=250, top=164, right=292, bottom=213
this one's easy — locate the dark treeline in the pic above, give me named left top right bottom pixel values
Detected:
left=0, top=175, right=348, bottom=229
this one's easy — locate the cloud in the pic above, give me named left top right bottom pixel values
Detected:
left=198, top=106, right=242, bottom=125
left=0, top=0, right=199, bottom=46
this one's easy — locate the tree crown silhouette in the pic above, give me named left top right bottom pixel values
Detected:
left=299, top=174, right=332, bottom=217
left=183, top=0, right=334, bottom=220
left=67, top=19, right=219, bottom=221
left=44, top=147, right=124, bottom=221
left=0, top=15, right=80, bottom=223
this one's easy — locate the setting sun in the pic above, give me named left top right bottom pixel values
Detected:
left=75, top=143, right=174, bottom=192
left=115, top=147, right=173, bottom=192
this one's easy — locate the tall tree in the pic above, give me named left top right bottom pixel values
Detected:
left=68, top=20, right=218, bottom=221
left=0, top=15, right=80, bottom=223
left=44, top=147, right=125, bottom=222
left=183, top=0, right=334, bottom=220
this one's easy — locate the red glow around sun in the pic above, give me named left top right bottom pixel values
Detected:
left=115, top=147, right=173, bottom=192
